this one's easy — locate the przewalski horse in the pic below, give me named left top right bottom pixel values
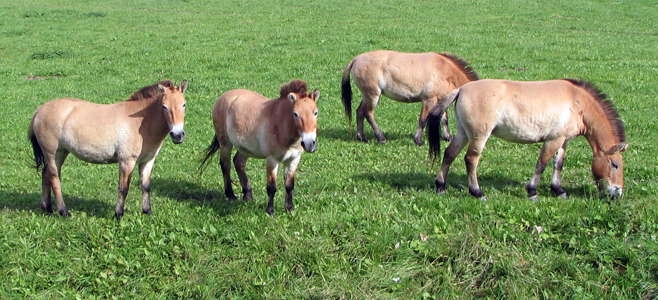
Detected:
left=341, top=50, right=479, bottom=145
left=200, top=80, right=319, bottom=215
left=427, top=79, right=626, bottom=201
left=28, top=80, right=188, bottom=219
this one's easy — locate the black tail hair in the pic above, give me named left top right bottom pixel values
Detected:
left=341, top=60, right=354, bottom=123
left=29, top=127, right=45, bottom=172
left=427, top=89, right=461, bottom=161
left=198, top=136, right=220, bottom=175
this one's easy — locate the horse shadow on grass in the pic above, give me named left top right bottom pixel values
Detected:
left=353, top=171, right=598, bottom=199
left=320, top=127, right=410, bottom=143
left=0, top=189, right=110, bottom=217
left=152, top=178, right=247, bottom=217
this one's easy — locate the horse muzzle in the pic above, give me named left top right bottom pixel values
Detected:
left=301, top=132, right=317, bottom=153
left=608, top=185, right=623, bottom=199
left=170, top=130, right=185, bottom=144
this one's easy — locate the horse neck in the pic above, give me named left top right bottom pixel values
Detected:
left=124, top=100, right=169, bottom=141
left=581, top=100, right=618, bottom=155
left=271, top=100, right=300, bottom=146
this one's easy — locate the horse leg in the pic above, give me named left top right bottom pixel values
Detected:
left=265, top=158, right=279, bottom=216
left=550, top=141, right=569, bottom=199
left=40, top=167, right=52, bottom=213
left=435, top=125, right=468, bottom=194
left=219, top=144, right=237, bottom=200
left=525, top=138, right=565, bottom=201
left=115, top=160, right=136, bottom=220
left=355, top=102, right=368, bottom=142
left=464, top=136, right=490, bottom=200
left=440, top=111, right=451, bottom=142
left=233, top=151, right=252, bottom=201
left=414, top=98, right=439, bottom=146
left=40, top=151, right=62, bottom=214
left=47, top=151, right=69, bottom=216
left=357, top=91, right=385, bottom=143
left=139, top=158, right=156, bottom=214
left=283, top=155, right=301, bottom=212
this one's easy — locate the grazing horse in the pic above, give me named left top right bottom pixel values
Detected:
left=341, top=50, right=479, bottom=145
left=427, top=79, right=626, bottom=200
left=28, top=80, right=188, bottom=218
left=200, top=80, right=319, bottom=215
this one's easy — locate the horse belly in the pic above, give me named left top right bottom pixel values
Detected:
left=379, top=75, right=431, bottom=103
left=60, top=123, right=122, bottom=164
left=493, top=110, right=570, bottom=143
left=226, top=121, right=268, bottom=158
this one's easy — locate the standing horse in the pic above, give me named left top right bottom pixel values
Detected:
left=28, top=80, right=188, bottom=218
left=427, top=79, right=626, bottom=200
left=341, top=50, right=479, bottom=145
left=199, top=80, right=319, bottom=215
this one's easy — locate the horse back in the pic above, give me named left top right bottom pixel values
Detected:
left=457, top=79, right=582, bottom=142
left=351, top=51, right=461, bottom=101
left=213, top=89, right=273, bottom=154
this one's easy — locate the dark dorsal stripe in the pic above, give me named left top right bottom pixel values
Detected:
left=279, top=79, right=308, bottom=99
left=563, top=78, right=626, bottom=143
left=127, top=80, right=174, bottom=101
left=439, top=53, right=480, bottom=82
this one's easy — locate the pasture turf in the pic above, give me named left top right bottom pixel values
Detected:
left=1, top=0, right=657, bottom=298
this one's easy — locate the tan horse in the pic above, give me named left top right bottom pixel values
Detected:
left=427, top=79, right=626, bottom=200
left=200, top=80, right=319, bottom=215
left=28, top=80, right=188, bottom=218
left=341, top=50, right=479, bottom=145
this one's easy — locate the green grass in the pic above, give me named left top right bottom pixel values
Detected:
left=1, top=0, right=657, bottom=298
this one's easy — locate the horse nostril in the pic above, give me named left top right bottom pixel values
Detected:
left=301, top=141, right=306, bottom=148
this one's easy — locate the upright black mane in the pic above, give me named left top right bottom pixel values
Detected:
left=279, top=79, right=308, bottom=99
left=563, top=78, right=625, bottom=143
left=127, top=80, right=174, bottom=101
left=439, top=53, right=480, bottom=82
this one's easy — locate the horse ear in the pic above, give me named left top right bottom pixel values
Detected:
left=179, top=80, right=188, bottom=93
left=311, top=89, right=320, bottom=102
left=157, top=84, right=166, bottom=93
left=288, top=93, right=297, bottom=103
left=606, top=143, right=628, bottom=155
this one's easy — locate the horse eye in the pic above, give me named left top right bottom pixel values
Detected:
left=611, top=161, right=619, bottom=169
left=162, top=105, right=169, bottom=111
left=314, top=111, right=318, bottom=116
left=292, top=112, right=299, bottom=119
left=182, top=103, right=186, bottom=109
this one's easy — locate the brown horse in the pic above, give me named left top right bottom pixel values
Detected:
left=28, top=80, right=188, bottom=218
left=427, top=79, right=626, bottom=200
left=200, top=80, right=319, bottom=215
left=341, top=50, right=479, bottom=145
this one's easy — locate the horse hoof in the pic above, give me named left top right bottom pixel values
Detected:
left=377, top=138, right=387, bottom=144
left=265, top=207, right=274, bottom=216
left=142, top=208, right=152, bottom=215
left=479, top=196, right=488, bottom=202
left=115, top=211, right=123, bottom=220
left=285, top=205, right=294, bottom=212
left=226, top=193, right=237, bottom=201
left=356, top=135, right=368, bottom=143
left=441, top=135, right=452, bottom=142
left=41, top=203, right=53, bottom=214
left=59, top=208, right=70, bottom=217
left=243, top=191, right=253, bottom=201
left=557, top=193, right=568, bottom=199
left=414, top=137, right=424, bottom=146
left=529, top=195, right=539, bottom=201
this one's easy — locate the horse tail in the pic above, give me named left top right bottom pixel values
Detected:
left=199, top=136, right=220, bottom=175
left=341, top=60, right=354, bottom=123
left=28, top=114, right=45, bottom=172
left=428, top=89, right=460, bottom=161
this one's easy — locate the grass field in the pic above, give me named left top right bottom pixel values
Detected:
left=1, top=0, right=657, bottom=298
